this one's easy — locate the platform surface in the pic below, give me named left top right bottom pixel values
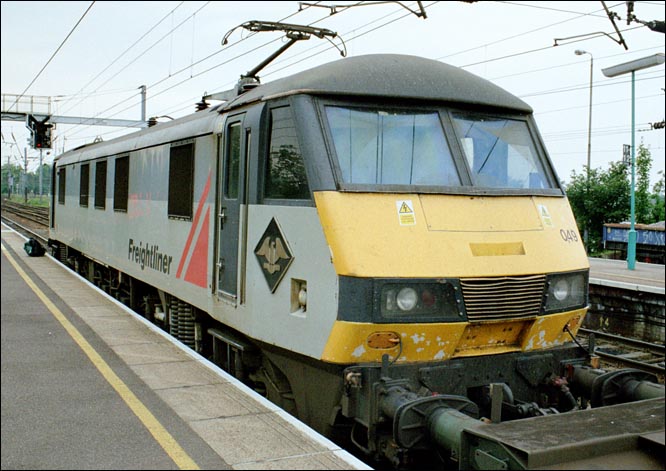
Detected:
left=588, top=257, right=665, bottom=294
left=1, top=223, right=371, bottom=470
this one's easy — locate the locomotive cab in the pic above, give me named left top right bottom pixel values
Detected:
left=217, top=56, right=597, bottom=465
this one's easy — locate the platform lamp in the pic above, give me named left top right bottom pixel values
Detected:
left=602, top=53, right=665, bottom=270
left=575, top=49, right=593, bottom=253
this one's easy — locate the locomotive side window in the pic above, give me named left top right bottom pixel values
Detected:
left=450, top=113, right=553, bottom=189
left=264, top=106, right=310, bottom=200
left=57, top=167, right=66, bottom=205
left=325, top=106, right=460, bottom=186
left=168, top=142, right=194, bottom=220
left=79, top=163, right=89, bottom=207
left=94, top=160, right=107, bottom=209
left=225, top=123, right=241, bottom=199
left=113, top=155, right=129, bottom=212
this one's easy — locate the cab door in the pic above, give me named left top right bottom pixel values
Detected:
left=215, top=114, right=250, bottom=301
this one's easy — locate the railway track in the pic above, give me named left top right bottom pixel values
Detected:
left=578, top=327, right=665, bottom=377
left=1, top=200, right=49, bottom=244
left=2, top=200, right=49, bottom=226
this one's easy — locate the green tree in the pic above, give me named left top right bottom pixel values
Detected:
left=565, top=166, right=594, bottom=248
left=635, top=144, right=652, bottom=224
left=1, top=163, right=23, bottom=197
left=597, top=160, right=631, bottom=224
left=650, top=170, right=665, bottom=223
left=565, top=143, right=665, bottom=255
left=30, top=163, right=52, bottom=197
left=566, top=161, right=629, bottom=255
left=1, top=163, right=52, bottom=200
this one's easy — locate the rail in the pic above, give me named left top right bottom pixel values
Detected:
left=1, top=200, right=49, bottom=245
left=579, top=328, right=665, bottom=376
left=1, top=200, right=49, bottom=227
left=579, top=328, right=665, bottom=356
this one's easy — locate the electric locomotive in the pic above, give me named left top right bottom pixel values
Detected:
left=49, top=53, right=665, bottom=469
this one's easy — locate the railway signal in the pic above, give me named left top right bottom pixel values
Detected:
left=26, top=115, right=53, bottom=149
left=33, top=122, right=52, bottom=149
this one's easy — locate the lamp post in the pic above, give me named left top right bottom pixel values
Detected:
left=575, top=49, right=593, bottom=252
left=602, top=53, right=665, bottom=270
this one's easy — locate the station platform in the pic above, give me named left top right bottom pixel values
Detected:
left=589, top=257, right=665, bottom=294
left=1, top=223, right=372, bottom=470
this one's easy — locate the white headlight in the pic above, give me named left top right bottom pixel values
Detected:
left=570, top=275, right=584, bottom=299
left=544, top=271, right=588, bottom=313
left=298, top=287, right=307, bottom=308
left=396, top=287, right=418, bottom=311
left=553, top=279, right=569, bottom=301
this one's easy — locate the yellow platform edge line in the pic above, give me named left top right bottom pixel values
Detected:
left=1, top=242, right=200, bottom=470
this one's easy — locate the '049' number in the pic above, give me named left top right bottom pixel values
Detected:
left=560, top=229, right=579, bottom=243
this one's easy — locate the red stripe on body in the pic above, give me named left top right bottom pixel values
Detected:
left=176, top=170, right=212, bottom=279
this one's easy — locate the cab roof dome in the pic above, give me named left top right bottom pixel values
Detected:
left=225, top=53, right=532, bottom=113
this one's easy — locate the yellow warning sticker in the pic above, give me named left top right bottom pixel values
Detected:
left=537, top=204, right=553, bottom=227
left=396, top=200, right=416, bottom=226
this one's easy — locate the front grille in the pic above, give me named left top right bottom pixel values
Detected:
left=460, top=274, right=546, bottom=322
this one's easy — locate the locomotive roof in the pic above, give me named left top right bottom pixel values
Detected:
left=224, top=53, right=532, bottom=113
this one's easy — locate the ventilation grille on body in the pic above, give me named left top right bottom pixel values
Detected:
left=460, top=274, right=546, bottom=322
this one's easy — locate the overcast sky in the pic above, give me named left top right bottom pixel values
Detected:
left=1, top=1, right=664, bottom=187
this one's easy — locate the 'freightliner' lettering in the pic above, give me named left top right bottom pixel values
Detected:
left=128, top=238, right=173, bottom=274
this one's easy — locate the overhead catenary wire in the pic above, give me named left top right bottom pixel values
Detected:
left=490, top=44, right=662, bottom=80
left=519, top=70, right=664, bottom=98
left=37, top=1, right=570, bottom=127
left=63, top=0, right=435, bottom=136
left=60, top=1, right=329, bottom=140
left=6, top=1, right=96, bottom=113
left=145, top=0, right=410, bottom=118
left=67, top=35, right=663, bottom=145
left=536, top=92, right=665, bottom=116
left=68, top=1, right=632, bottom=126
left=12, top=0, right=662, bottom=167
left=62, top=1, right=212, bottom=136
left=437, top=1, right=613, bottom=61
left=57, top=1, right=187, bottom=116
left=259, top=0, right=436, bottom=80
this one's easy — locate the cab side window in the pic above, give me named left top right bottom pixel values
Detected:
left=264, top=106, right=310, bottom=200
